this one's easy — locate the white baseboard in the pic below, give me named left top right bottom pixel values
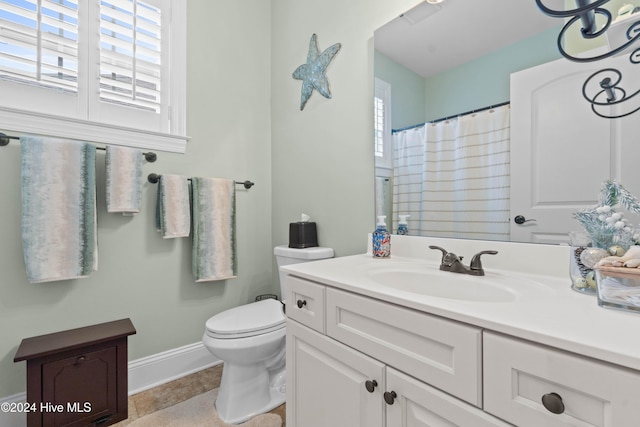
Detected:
left=0, top=342, right=220, bottom=427
left=128, top=341, right=220, bottom=394
left=0, top=394, right=25, bottom=427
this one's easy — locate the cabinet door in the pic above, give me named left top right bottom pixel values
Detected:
left=286, top=320, right=385, bottom=427
left=42, top=347, right=117, bottom=427
left=484, top=332, right=640, bottom=427
left=385, top=368, right=511, bottom=427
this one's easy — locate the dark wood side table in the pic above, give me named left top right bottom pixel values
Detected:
left=14, top=318, right=136, bottom=427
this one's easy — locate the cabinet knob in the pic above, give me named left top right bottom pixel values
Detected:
left=365, top=380, right=378, bottom=393
left=75, top=356, right=86, bottom=364
left=541, top=392, right=565, bottom=414
left=383, top=391, right=397, bottom=405
left=296, top=299, right=307, bottom=309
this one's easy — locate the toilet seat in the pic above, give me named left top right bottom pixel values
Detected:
left=205, top=299, right=285, bottom=339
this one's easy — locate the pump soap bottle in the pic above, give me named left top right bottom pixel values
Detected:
left=397, top=215, right=410, bottom=235
left=372, top=215, right=391, bottom=258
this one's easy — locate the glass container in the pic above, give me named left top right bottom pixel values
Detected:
left=569, top=231, right=596, bottom=295
left=596, top=267, right=640, bottom=312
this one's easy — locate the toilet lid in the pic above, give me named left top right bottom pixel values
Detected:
left=205, top=299, right=285, bottom=338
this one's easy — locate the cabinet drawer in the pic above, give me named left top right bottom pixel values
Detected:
left=326, top=288, right=482, bottom=406
left=386, top=367, right=511, bottom=427
left=484, top=331, right=640, bottom=427
left=284, top=275, right=325, bottom=333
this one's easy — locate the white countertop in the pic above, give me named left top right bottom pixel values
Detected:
left=281, top=235, right=640, bottom=372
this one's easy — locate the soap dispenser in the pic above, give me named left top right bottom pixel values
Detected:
left=397, top=215, right=410, bottom=235
left=373, top=215, right=391, bottom=258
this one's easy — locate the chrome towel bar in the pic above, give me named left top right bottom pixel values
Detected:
left=147, top=173, right=255, bottom=190
left=0, top=132, right=157, bottom=162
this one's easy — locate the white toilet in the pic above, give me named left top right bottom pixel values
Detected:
left=202, top=245, right=334, bottom=424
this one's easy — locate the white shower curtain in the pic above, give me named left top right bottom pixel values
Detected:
left=392, top=104, right=510, bottom=240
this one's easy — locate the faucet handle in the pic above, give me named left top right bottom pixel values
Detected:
left=469, top=250, right=498, bottom=274
left=429, top=246, right=448, bottom=263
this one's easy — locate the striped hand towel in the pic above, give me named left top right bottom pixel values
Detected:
left=155, top=174, right=191, bottom=238
left=106, top=146, right=143, bottom=215
left=21, top=136, right=98, bottom=283
left=191, top=177, right=237, bottom=282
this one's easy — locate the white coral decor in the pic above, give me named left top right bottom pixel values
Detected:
left=573, top=180, right=640, bottom=250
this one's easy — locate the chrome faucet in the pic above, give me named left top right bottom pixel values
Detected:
left=429, top=246, right=498, bottom=276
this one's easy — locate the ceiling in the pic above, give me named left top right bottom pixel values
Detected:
left=374, top=0, right=561, bottom=78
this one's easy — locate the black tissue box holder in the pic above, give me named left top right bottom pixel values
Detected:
left=289, top=222, right=318, bottom=248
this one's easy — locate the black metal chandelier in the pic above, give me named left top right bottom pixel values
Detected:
left=536, top=0, right=640, bottom=118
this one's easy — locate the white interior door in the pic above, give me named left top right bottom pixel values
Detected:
left=509, top=55, right=629, bottom=244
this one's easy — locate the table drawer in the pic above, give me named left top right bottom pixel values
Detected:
left=326, top=288, right=482, bottom=406
left=484, top=331, right=640, bottom=427
left=284, top=275, right=325, bottom=333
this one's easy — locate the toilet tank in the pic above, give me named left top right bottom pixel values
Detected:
left=273, top=245, right=334, bottom=298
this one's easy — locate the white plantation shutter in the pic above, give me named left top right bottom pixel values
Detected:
left=0, top=0, right=79, bottom=93
left=374, top=78, right=392, bottom=169
left=99, top=0, right=162, bottom=113
left=0, top=0, right=187, bottom=152
left=374, top=96, right=384, bottom=157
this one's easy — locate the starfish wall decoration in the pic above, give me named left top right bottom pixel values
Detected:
left=292, top=34, right=341, bottom=110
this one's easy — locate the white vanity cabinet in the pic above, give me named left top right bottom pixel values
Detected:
left=285, top=275, right=510, bottom=427
left=283, top=237, right=640, bottom=427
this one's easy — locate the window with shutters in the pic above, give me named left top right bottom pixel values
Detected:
left=374, top=77, right=391, bottom=169
left=100, top=0, right=162, bottom=113
left=0, top=0, right=187, bottom=152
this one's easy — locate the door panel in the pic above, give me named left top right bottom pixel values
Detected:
left=510, top=57, right=614, bottom=244
left=286, top=320, right=385, bottom=427
left=386, top=367, right=510, bottom=427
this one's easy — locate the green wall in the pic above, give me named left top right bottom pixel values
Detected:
left=270, top=0, right=417, bottom=264
left=424, top=26, right=562, bottom=122
left=0, top=0, right=273, bottom=397
left=374, top=25, right=563, bottom=128
left=374, top=52, right=426, bottom=130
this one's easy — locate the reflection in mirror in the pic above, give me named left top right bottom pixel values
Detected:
left=536, top=0, right=640, bottom=118
left=373, top=0, right=640, bottom=244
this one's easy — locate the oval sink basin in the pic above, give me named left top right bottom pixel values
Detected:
left=370, top=270, right=516, bottom=302
left=364, top=262, right=555, bottom=302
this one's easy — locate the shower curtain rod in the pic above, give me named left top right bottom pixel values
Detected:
left=391, top=101, right=510, bottom=133
left=0, top=132, right=158, bottom=162
left=147, top=173, right=255, bottom=190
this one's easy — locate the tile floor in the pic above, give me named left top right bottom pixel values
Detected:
left=113, top=364, right=286, bottom=426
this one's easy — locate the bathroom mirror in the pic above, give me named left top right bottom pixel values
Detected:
left=374, top=0, right=640, bottom=244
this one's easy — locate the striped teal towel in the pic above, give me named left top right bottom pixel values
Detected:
left=21, top=136, right=98, bottom=283
left=155, top=174, right=191, bottom=238
left=191, top=177, right=237, bottom=282
left=106, top=146, right=142, bottom=215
